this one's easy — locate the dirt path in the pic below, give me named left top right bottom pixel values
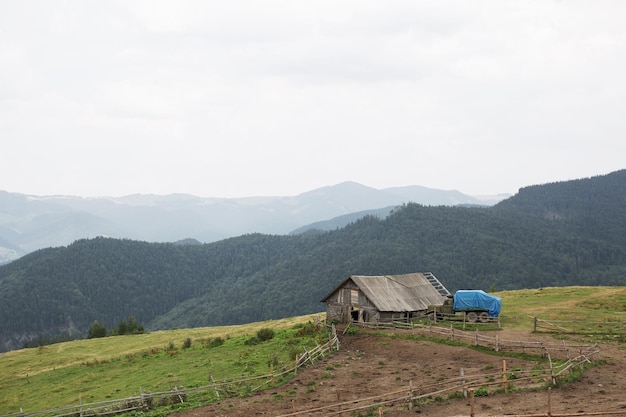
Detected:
left=177, top=328, right=626, bottom=417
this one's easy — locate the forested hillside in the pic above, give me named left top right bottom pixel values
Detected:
left=1, top=170, right=625, bottom=351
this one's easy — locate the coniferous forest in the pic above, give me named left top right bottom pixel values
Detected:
left=1, top=170, right=625, bottom=351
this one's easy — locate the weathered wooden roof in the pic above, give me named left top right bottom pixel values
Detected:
left=322, top=272, right=448, bottom=312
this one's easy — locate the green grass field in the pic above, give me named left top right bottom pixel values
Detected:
left=497, top=286, right=626, bottom=330
left=1, top=286, right=625, bottom=415
left=0, top=314, right=325, bottom=415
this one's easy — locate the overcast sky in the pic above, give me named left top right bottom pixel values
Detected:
left=1, top=1, right=625, bottom=198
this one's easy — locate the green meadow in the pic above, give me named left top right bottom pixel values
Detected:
left=1, top=286, right=625, bottom=415
left=0, top=314, right=325, bottom=415
left=497, top=286, right=626, bottom=331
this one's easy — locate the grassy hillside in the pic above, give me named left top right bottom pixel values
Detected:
left=1, top=287, right=625, bottom=415
left=0, top=314, right=324, bottom=415
left=498, top=286, right=626, bottom=332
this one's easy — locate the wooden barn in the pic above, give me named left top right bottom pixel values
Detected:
left=321, top=272, right=450, bottom=324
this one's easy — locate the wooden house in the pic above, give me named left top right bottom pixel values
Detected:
left=321, top=272, right=450, bottom=323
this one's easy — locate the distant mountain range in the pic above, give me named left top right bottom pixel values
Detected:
left=0, top=182, right=508, bottom=263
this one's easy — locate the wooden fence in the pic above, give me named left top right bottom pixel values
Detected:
left=355, top=320, right=597, bottom=360
left=1, top=326, right=340, bottom=417
left=533, top=316, right=626, bottom=336
left=427, top=312, right=502, bottom=329
left=275, top=344, right=602, bottom=416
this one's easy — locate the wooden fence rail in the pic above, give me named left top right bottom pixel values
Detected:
left=1, top=326, right=340, bottom=417
left=533, top=317, right=626, bottom=335
left=355, top=320, right=597, bottom=360
left=275, top=346, right=602, bottom=416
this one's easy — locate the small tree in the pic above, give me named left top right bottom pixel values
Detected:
left=117, top=315, right=144, bottom=336
left=117, top=319, right=129, bottom=335
left=127, top=315, right=144, bottom=334
left=88, top=321, right=107, bottom=339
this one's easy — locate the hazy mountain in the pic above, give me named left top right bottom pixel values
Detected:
left=0, top=182, right=504, bottom=263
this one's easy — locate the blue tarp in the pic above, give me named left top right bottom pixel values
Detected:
left=453, top=290, right=502, bottom=317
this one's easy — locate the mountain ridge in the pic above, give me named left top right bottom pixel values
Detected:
left=0, top=182, right=507, bottom=263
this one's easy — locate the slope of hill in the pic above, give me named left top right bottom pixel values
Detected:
left=495, top=169, right=626, bottom=247
left=0, top=170, right=624, bottom=351
left=289, top=206, right=396, bottom=235
left=0, top=183, right=500, bottom=263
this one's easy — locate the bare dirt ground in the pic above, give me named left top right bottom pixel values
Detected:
left=178, top=328, right=626, bottom=417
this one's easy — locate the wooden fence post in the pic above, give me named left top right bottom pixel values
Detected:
left=502, top=360, right=508, bottom=394
left=210, top=375, right=220, bottom=399
left=547, top=387, right=552, bottom=417
left=470, top=389, right=475, bottom=417
left=548, top=354, right=555, bottom=386
left=174, top=386, right=184, bottom=404
left=534, top=316, right=538, bottom=332
left=461, top=368, right=467, bottom=398
left=140, top=386, right=147, bottom=410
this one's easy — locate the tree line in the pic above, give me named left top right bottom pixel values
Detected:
left=87, top=315, right=145, bottom=339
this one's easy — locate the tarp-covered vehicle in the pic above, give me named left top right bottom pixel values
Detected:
left=428, top=290, right=501, bottom=323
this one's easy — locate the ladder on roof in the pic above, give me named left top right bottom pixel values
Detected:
left=424, top=272, right=451, bottom=296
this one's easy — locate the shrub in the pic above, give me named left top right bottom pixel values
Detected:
left=288, top=345, right=300, bottom=360
left=182, top=337, right=192, bottom=349
left=206, top=337, right=224, bottom=348
left=244, top=336, right=261, bottom=346
left=256, top=328, right=275, bottom=341
left=295, top=321, right=319, bottom=337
